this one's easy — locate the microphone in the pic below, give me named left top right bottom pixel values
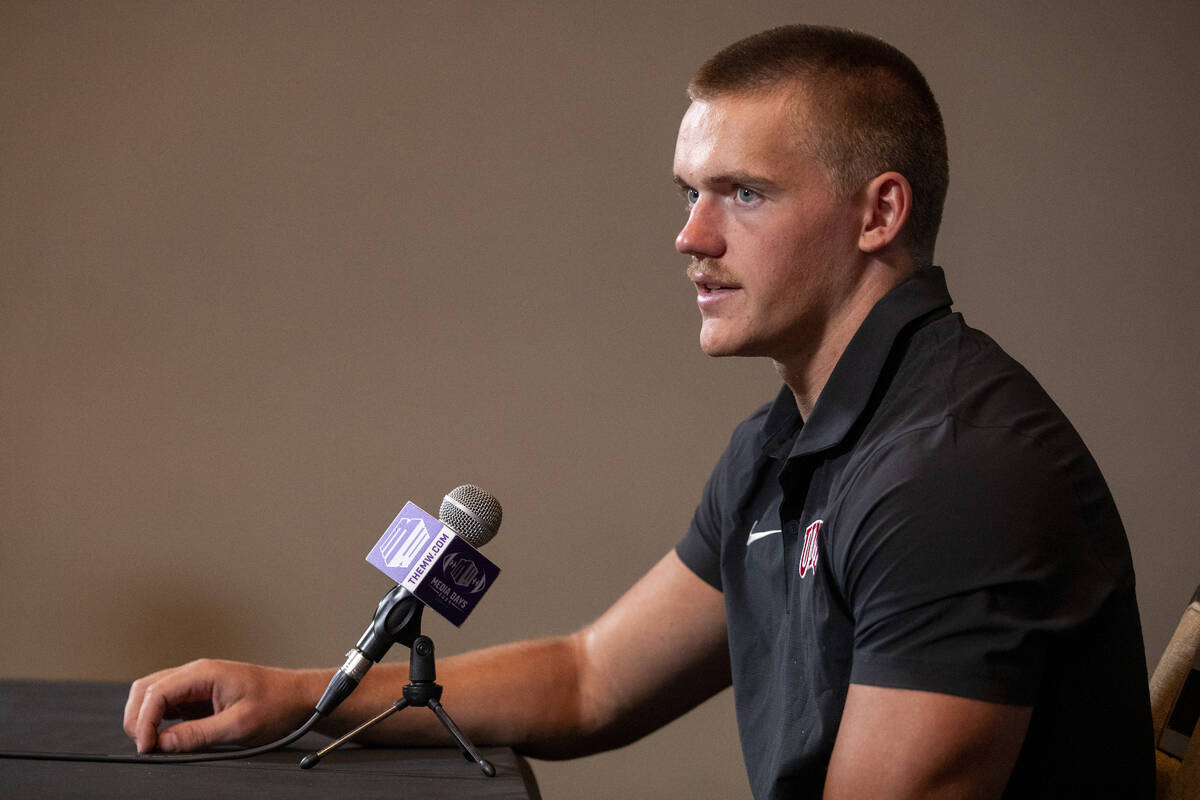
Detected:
left=314, top=484, right=502, bottom=716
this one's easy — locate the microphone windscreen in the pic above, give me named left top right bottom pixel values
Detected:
left=440, top=484, right=502, bottom=548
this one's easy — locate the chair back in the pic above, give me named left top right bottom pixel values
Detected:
left=1150, top=584, right=1200, bottom=800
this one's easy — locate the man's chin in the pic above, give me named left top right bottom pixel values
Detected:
left=699, top=320, right=767, bottom=358
left=699, top=335, right=749, bottom=359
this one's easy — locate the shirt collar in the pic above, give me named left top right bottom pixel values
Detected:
left=760, top=266, right=954, bottom=459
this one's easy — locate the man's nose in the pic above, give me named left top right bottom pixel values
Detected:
left=675, top=199, right=725, bottom=259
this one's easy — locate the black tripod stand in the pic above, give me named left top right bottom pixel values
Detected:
left=300, top=620, right=495, bottom=777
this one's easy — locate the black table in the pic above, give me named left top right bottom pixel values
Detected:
left=0, top=680, right=541, bottom=799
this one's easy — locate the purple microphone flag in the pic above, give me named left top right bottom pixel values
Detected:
left=366, top=501, right=500, bottom=627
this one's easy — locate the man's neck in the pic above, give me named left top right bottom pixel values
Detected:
left=774, top=263, right=911, bottom=419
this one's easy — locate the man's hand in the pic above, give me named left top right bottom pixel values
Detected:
left=123, top=659, right=323, bottom=753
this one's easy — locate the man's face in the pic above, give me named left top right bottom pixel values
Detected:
left=673, top=91, right=865, bottom=363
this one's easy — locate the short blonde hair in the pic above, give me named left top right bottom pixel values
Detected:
left=689, top=25, right=949, bottom=267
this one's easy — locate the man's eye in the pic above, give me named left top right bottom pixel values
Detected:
left=736, top=187, right=759, bottom=203
left=685, top=188, right=700, bottom=205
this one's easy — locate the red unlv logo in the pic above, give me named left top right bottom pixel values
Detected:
left=798, top=520, right=822, bottom=578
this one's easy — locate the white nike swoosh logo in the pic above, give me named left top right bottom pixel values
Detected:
left=746, top=527, right=782, bottom=545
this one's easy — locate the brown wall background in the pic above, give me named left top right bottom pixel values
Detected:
left=3, top=2, right=1198, bottom=797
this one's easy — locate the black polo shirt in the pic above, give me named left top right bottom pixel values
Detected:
left=677, top=267, right=1153, bottom=799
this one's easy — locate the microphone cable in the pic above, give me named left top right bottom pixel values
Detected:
left=0, top=710, right=322, bottom=764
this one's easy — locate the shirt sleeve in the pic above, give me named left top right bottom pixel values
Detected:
left=675, top=406, right=775, bottom=592
left=675, top=451, right=728, bottom=592
left=832, top=418, right=1122, bottom=706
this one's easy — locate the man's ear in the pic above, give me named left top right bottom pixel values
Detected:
left=858, top=171, right=912, bottom=254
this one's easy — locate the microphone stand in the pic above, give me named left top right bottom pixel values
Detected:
left=300, top=607, right=495, bottom=777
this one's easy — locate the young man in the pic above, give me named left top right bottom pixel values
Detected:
left=124, top=25, right=1154, bottom=798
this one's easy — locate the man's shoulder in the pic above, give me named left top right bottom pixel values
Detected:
left=869, top=313, right=1071, bottom=448
left=836, top=313, right=1108, bottom=523
left=834, top=312, right=1130, bottom=576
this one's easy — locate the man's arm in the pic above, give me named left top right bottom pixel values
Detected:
left=124, top=549, right=730, bottom=757
left=823, top=683, right=1031, bottom=799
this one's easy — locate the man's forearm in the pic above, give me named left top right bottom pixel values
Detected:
left=305, top=552, right=732, bottom=760
left=307, top=635, right=593, bottom=758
